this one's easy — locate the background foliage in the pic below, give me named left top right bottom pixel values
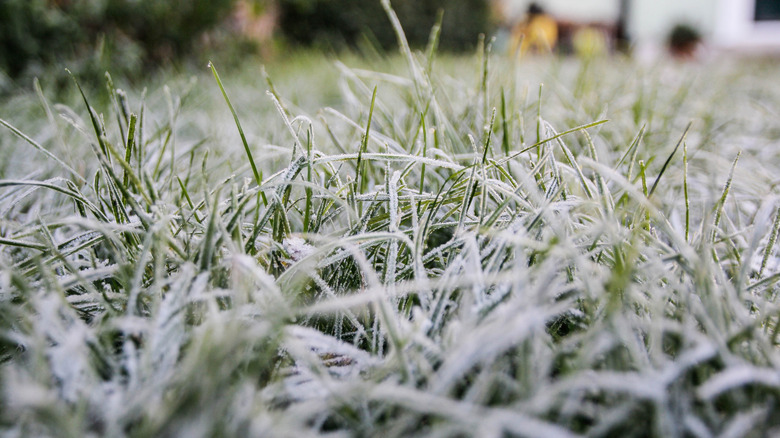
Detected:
left=0, top=0, right=84, bottom=78
left=278, top=0, right=492, bottom=51
left=0, top=0, right=237, bottom=91
left=0, top=0, right=493, bottom=93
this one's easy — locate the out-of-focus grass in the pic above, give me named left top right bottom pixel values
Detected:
left=1, top=13, right=780, bottom=436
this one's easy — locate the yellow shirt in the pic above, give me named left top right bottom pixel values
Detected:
left=512, top=14, right=558, bottom=55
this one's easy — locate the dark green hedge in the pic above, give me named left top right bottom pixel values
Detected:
left=101, top=0, right=237, bottom=64
left=278, top=0, right=492, bottom=52
left=0, top=0, right=236, bottom=84
left=0, top=0, right=82, bottom=78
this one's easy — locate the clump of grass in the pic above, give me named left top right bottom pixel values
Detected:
left=2, top=5, right=780, bottom=437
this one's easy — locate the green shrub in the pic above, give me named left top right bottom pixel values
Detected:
left=278, top=0, right=492, bottom=52
left=0, top=0, right=238, bottom=89
left=102, top=0, right=238, bottom=65
left=0, top=0, right=82, bottom=78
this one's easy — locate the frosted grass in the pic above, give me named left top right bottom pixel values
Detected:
left=2, top=12, right=780, bottom=438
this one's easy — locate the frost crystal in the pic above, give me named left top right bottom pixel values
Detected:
left=282, top=236, right=315, bottom=262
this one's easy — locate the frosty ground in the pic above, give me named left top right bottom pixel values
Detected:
left=1, top=34, right=780, bottom=437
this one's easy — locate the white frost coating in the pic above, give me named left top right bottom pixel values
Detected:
left=232, top=253, right=285, bottom=303
left=657, top=340, right=717, bottom=385
left=683, top=415, right=713, bottom=438
left=281, top=368, right=332, bottom=401
left=751, top=252, right=780, bottom=276
left=286, top=325, right=378, bottom=369
left=698, top=365, right=780, bottom=400
left=147, top=265, right=205, bottom=383
left=430, top=306, right=551, bottom=394
left=37, top=294, right=93, bottom=403
left=386, top=170, right=401, bottom=286
left=719, top=408, right=773, bottom=438
left=388, top=171, right=401, bottom=233
left=462, top=235, right=486, bottom=310
left=281, top=326, right=381, bottom=402
left=111, top=315, right=150, bottom=337
left=0, top=271, right=8, bottom=296
left=315, top=152, right=464, bottom=171
left=283, top=236, right=315, bottom=262
left=370, top=384, right=581, bottom=438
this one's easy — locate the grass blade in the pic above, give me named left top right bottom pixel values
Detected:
left=208, top=61, right=266, bottom=205
left=649, top=122, right=691, bottom=197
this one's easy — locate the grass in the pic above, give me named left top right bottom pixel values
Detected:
left=2, top=10, right=780, bottom=437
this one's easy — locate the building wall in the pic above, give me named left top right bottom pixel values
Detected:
left=499, top=0, right=780, bottom=50
left=714, top=0, right=780, bottom=49
left=629, top=0, right=717, bottom=43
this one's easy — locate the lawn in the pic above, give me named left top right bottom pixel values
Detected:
left=1, top=14, right=780, bottom=437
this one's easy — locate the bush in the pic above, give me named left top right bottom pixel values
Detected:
left=102, top=0, right=238, bottom=65
left=0, top=0, right=238, bottom=89
left=0, top=0, right=82, bottom=78
left=278, top=0, right=492, bottom=52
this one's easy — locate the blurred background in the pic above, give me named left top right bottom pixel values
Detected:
left=1, top=0, right=779, bottom=93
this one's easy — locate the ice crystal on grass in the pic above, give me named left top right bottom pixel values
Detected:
left=283, top=236, right=315, bottom=262
left=2, top=12, right=780, bottom=437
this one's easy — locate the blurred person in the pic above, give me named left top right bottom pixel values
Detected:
left=510, top=2, right=558, bottom=56
left=667, top=23, right=702, bottom=60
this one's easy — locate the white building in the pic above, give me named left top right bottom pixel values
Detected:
left=499, top=0, right=780, bottom=53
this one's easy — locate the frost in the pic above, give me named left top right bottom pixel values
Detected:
left=286, top=325, right=379, bottom=370
left=699, top=365, right=780, bottom=400
left=282, top=236, right=315, bottom=262
left=751, top=251, right=780, bottom=276
left=3, top=36, right=780, bottom=438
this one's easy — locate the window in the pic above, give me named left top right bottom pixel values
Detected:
left=754, top=0, right=780, bottom=21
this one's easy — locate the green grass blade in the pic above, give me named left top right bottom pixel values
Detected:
left=0, top=117, right=84, bottom=183
left=208, top=61, right=265, bottom=203
left=497, top=119, right=608, bottom=166
left=759, top=207, right=780, bottom=279
left=356, top=85, right=378, bottom=215
left=0, top=237, right=48, bottom=251
left=712, top=150, right=741, bottom=243
left=683, top=141, right=690, bottom=242
left=649, top=122, right=691, bottom=197
left=68, top=69, right=110, bottom=159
